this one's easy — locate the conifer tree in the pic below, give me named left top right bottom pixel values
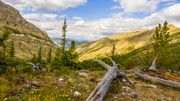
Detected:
left=111, top=44, right=116, bottom=59
left=47, top=48, right=52, bottom=63
left=153, top=21, right=171, bottom=55
left=61, top=19, right=67, bottom=53
left=0, top=27, right=11, bottom=72
left=37, top=46, right=42, bottom=63
left=31, top=54, right=37, bottom=63
left=63, top=40, right=78, bottom=67
left=152, top=21, right=171, bottom=68
left=9, top=38, right=15, bottom=57
left=70, top=40, right=76, bottom=51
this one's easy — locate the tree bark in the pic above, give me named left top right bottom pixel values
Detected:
left=86, top=58, right=133, bottom=101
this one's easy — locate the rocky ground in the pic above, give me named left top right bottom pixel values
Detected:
left=0, top=69, right=180, bottom=101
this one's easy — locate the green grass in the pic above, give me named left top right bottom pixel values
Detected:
left=0, top=67, right=102, bottom=101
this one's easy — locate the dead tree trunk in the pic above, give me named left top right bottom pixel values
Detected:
left=135, top=70, right=180, bottom=88
left=149, top=56, right=157, bottom=70
left=135, top=56, right=180, bottom=88
left=86, top=58, right=133, bottom=101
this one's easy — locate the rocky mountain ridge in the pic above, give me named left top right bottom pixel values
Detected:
left=0, top=1, right=56, bottom=58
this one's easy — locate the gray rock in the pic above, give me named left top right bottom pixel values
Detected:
left=128, top=92, right=138, bottom=99
left=79, top=72, right=88, bottom=77
left=122, top=86, right=132, bottom=92
left=74, top=91, right=82, bottom=97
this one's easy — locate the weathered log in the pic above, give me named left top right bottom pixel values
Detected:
left=86, top=58, right=133, bottom=101
left=135, top=70, right=180, bottom=88
left=135, top=55, right=180, bottom=88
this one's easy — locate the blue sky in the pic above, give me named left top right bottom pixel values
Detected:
left=2, top=0, right=180, bottom=41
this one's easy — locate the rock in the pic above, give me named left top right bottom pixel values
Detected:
left=58, top=78, right=64, bottom=82
left=74, top=91, right=82, bottom=97
left=122, top=92, right=126, bottom=95
left=79, top=72, right=88, bottom=77
left=29, top=81, right=41, bottom=89
left=4, top=98, right=8, bottom=101
left=69, top=78, right=72, bottom=81
left=122, top=86, right=132, bottom=92
left=89, top=77, right=96, bottom=82
left=128, top=92, right=138, bottom=99
left=114, top=96, right=118, bottom=99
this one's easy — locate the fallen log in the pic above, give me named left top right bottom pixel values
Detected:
left=86, top=57, right=133, bottom=101
left=135, top=56, right=180, bottom=88
left=135, top=70, right=180, bottom=88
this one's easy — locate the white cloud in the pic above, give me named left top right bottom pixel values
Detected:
left=113, top=0, right=174, bottom=13
left=22, top=3, right=180, bottom=41
left=162, top=4, right=180, bottom=21
left=23, top=13, right=60, bottom=22
left=2, top=0, right=87, bottom=10
left=2, top=0, right=180, bottom=41
left=1, top=0, right=27, bottom=10
left=27, top=0, right=87, bottom=10
left=72, top=16, right=83, bottom=20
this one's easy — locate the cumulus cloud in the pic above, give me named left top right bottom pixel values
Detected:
left=23, top=13, right=59, bottom=22
left=2, top=0, right=87, bottom=10
left=113, top=0, right=175, bottom=13
left=2, top=0, right=180, bottom=41
left=162, top=3, right=180, bottom=21
left=21, top=3, right=180, bottom=41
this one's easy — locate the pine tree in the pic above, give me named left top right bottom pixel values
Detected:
left=111, top=44, right=116, bottom=59
left=70, top=40, right=76, bottom=51
left=31, top=54, right=37, bottom=63
left=61, top=19, right=67, bottom=53
left=47, top=48, right=52, bottom=63
left=0, top=27, right=11, bottom=72
left=54, top=48, right=60, bottom=60
left=9, top=38, right=15, bottom=57
left=66, top=40, right=78, bottom=67
left=0, top=28, right=10, bottom=58
left=153, top=21, right=171, bottom=55
left=152, top=21, right=171, bottom=68
left=37, top=46, right=42, bottom=63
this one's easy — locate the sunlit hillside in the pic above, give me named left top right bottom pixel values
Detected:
left=77, top=24, right=180, bottom=60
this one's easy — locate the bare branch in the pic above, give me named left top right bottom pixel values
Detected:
left=94, top=59, right=111, bottom=70
left=108, top=57, right=116, bottom=66
left=117, top=71, right=133, bottom=86
left=27, top=62, right=36, bottom=69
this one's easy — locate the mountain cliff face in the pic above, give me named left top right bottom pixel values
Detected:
left=0, top=1, right=56, bottom=58
left=77, top=24, right=180, bottom=61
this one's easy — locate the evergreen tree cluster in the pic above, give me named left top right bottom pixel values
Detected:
left=51, top=19, right=79, bottom=68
